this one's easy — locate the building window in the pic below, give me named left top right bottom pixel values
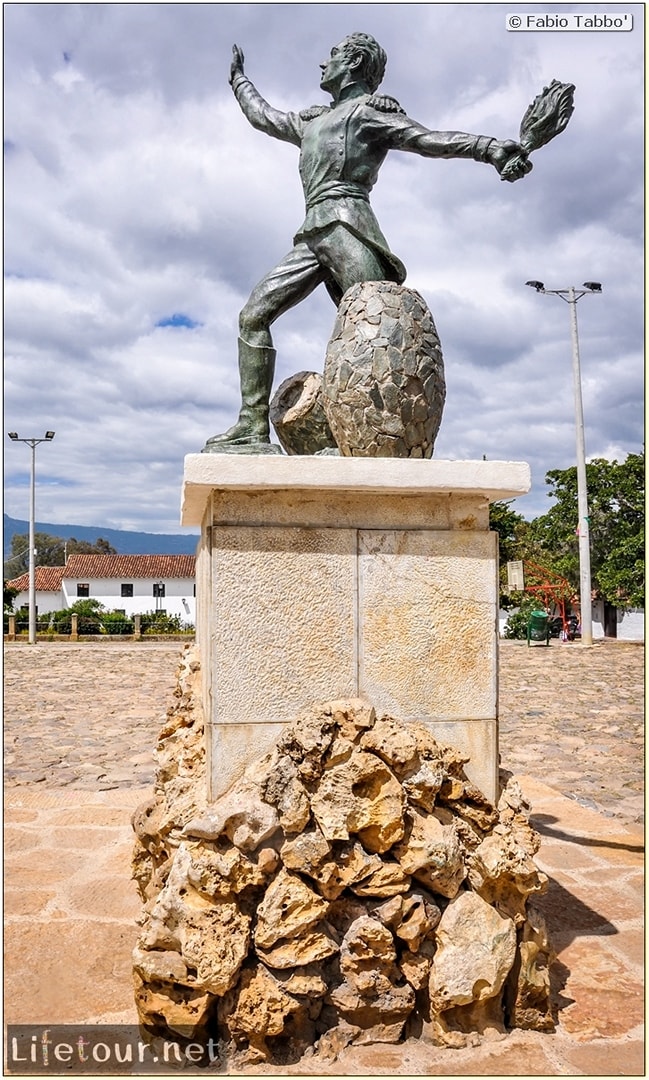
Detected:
left=193, top=584, right=196, bottom=597
left=153, top=583, right=166, bottom=598
left=121, top=583, right=134, bottom=598
left=77, top=584, right=89, bottom=597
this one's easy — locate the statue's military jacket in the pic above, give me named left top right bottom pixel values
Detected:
left=231, top=74, right=493, bottom=282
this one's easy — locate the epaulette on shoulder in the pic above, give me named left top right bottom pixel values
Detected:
left=367, top=93, right=405, bottom=114
left=299, top=105, right=329, bottom=122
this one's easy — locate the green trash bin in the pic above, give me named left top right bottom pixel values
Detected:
left=527, top=609, right=550, bottom=646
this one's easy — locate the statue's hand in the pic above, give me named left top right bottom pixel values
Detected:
left=491, top=139, right=533, bottom=182
left=229, top=44, right=245, bottom=85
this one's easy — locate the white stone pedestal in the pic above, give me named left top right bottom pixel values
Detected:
left=181, top=455, right=530, bottom=805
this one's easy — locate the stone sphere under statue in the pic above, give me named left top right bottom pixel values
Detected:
left=322, top=282, right=446, bottom=458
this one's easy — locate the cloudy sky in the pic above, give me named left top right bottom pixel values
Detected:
left=4, top=2, right=644, bottom=533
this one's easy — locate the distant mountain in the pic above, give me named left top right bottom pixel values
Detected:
left=3, top=513, right=199, bottom=560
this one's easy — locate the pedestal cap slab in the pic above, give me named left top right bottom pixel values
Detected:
left=181, top=456, right=531, bottom=526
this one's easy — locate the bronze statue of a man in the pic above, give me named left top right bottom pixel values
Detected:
left=205, top=32, right=531, bottom=451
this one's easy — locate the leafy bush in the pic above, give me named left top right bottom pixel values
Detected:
left=51, top=602, right=104, bottom=634
left=140, top=610, right=185, bottom=634
left=69, top=598, right=106, bottom=617
left=5, top=599, right=193, bottom=636
left=101, top=611, right=134, bottom=635
left=503, top=595, right=545, bottom=639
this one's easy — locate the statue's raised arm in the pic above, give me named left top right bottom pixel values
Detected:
left=228, top=42, right=304, bottom=146
left=229, top=43, right=245, bottom=86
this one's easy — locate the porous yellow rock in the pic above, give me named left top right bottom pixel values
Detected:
left=310, top=749, right=405, bottom=852
left=429, top=890, right=517, bottom=1013
left=254, top=868, right=329, bottom=949
left=394, top=806, right=466, bottom=897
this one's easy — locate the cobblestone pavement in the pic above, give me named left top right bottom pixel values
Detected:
left=499, top=640, right=644, bottom=825
left=3, top=638, right=644, bottom=823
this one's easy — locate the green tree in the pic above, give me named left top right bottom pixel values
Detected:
left=4, top=532, right=117, bottom=577
left=529, top=451, right=644, bottom=609
left=489, top=501, right=527, bottom=565
left=4, top=582, right=19, bottom=611
left=489, top=501, right=539, bottom=606
left=67, top=536, right=117, bottom=557
left=6, top=532, right=64, bottom=576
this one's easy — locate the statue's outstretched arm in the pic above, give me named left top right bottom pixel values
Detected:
left=373, top=80, right=574, bottom=182
left=229, top=44, right=302, bottom=146
left=393, top=79, right=576, bottom=181
left=381, top=109, right=532, bottom=181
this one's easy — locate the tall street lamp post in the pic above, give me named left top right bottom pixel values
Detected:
left=525, top=281, right=602, bottom=646
left=7, top=431, right=56, bottom=644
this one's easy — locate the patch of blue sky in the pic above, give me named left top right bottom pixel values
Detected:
left=5, top=471, right=33, bottom=487
left=43, top=476, right=78, bottom=488
left=155, top=313, right=201, bottom=330
left=7, top=472, right=76, bottom=488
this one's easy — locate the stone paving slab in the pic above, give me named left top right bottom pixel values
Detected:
left=3, top=778, right=644, bottom=1074
left=3, top=638, right=644, bottom=823
left=4, top=642, right=178, bottom=792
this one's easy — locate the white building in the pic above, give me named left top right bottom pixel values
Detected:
left=498, top=602, right=644, bottom=641
left=6, top=565, right=66, bottom=614
left=7, top=554, right=196, bottom=625
left=591, top=600, right=644, bottom=642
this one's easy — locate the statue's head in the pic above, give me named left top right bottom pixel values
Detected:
left=341, top=32, right=386, bottom=92
left=320, top=32, right=386, bottom=95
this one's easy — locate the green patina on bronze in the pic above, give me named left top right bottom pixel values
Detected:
left=203, top=33, right=573, bottom=453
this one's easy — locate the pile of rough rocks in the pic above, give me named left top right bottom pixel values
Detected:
left=132, top=646, right=554, bottom=1067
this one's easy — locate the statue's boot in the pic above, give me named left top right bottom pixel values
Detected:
left=204, top=338, right=276, bottom=447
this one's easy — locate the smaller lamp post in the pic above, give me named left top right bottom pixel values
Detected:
left=7, top=431, right=56, bottom=644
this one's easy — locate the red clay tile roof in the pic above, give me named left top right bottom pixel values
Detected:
left=62, top=554, right=196, bottom=579
left=6, top=566, right=67, bottom=592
